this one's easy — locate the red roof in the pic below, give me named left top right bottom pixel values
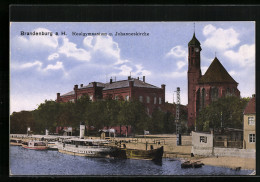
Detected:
left=244, top=96, right=256, bottom=114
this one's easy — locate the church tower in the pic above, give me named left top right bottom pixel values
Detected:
left=187, top=33, right=202, bottom=128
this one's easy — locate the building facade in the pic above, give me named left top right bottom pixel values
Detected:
left=187, top=33, right=240, bottom=128
left=243, top=95, right=256, bottom=150
left=56, top=76, right=166, bottom=115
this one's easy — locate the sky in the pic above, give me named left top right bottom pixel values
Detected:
left=10, top=22, right=255, bottom=113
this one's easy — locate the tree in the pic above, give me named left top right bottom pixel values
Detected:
left=10, top=111, right=35, bottom=134
left=196, top=96, right=249, bottom=132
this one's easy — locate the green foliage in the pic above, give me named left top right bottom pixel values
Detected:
left=10, top=96, right=188, bottom=135
left=10, top=111, right=35, bottom=134
left=196, top=96, right=249, bottom=132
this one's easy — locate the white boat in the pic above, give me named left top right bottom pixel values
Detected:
left=48, top=141, right=59, bottom=150
left=22, top=140, right=48, bottom=150
left=57, top=138, right=115, bottom=158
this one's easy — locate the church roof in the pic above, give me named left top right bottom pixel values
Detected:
left=199, top=57, right=238, bottom=84
left=188, top=33, right=201, bottom=46
left=244, top=96, right=256, bottom=115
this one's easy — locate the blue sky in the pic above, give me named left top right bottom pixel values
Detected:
left=10, top=22, right=255, bottom=113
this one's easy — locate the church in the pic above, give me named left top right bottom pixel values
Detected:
left=187, top=33, right=240, bottom=128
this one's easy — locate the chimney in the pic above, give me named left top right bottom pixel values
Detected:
left=137, top=77, right=139, bottom=80
left=128, top=76, right=131, bottom=80
left=129, top=80, right=134, bottom=88
left=161, top=84, right=166, bottom=90
left=80, top=84, right=83, bottom=88
left=74, top=85, right=78, bottom=90
left=57, top=93, right=60, bottom=102
left=252, top=94, right=255, bottom=98
left=110, top=78, right=113, bottom=84
left=143, top=76, right=145, bottom=82
left=92, top=82, right=97, bottom=88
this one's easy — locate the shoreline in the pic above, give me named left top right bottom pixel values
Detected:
left=177, top=156, right=256, bottom=170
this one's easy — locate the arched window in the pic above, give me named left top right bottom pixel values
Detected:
left=159, top=97, right=162, bottom=104
left=139, top=96, right=143, bottom=102
left=201, top=88, right=206, bottom=108
left=154, top=97, right=157, bottom=104
left=211, top=87, right=219, bottom=101
left=147, top=96, right=150, bottom=103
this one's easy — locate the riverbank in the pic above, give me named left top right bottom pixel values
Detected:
left=192, top=156, right=256, bottom=170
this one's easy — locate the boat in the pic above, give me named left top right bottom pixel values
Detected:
left=10, top=138, right=23, bottom=146
left=57, top=138, right=116, bottom=158
left=111, top=146, right=164, bottom=161
left=48, top=141, right=59, bottom=150
left=22, top=140, right=49, bottom=150
left=181, top=160, right=204, bottom=168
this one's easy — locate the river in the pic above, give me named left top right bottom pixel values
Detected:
left=10, top=146, right=253, bottom=176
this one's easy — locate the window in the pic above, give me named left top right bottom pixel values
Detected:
left=248, top=117, right=255, bottom=125
left=89, top=95, right=93, bottom=101
left=139, top=96, right=143, bottom=102
left=147, top=96, right=150, bottom=103
left=159, top=97, right=162, bottom=104
left=115, top=96, right=119, bottom=100
left=154, top=97, right=157, bottom=104
left=249, top=134, right=255, bottom=143
left=200, top=136, right=207, bottom=143
left=125, top=95, right=129, bottom=101
left=69, top=99, right=75, bottom=103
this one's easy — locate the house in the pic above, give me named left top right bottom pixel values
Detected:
left=243, top=95, right=256, bottom=149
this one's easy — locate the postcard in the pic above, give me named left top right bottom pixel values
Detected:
left=9, top=21, right=255, bottom=176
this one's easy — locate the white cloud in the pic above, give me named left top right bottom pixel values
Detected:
left=44, top=61, right=64, bottom=71
left=203, top=24, right=240, bottom=50
left=228, top=70, right=236, bottom=76
left=224, top=44, right=255, bottom=67
left=201, top=66, right=208, bottom=75
left=177, top=61, right=186, bottom=70
left=58, top=37, right=91, bottom=61
left=16, top=28, right=58, bottom=49
left=20, top=60, right=42, bottom=69
left=166, top=46, right=186, bottom=58
left=203, top=24, right=217, bottom=36
left=48, top=53, right=59, bottom=61
left=118, top=65, right=133, bottom=76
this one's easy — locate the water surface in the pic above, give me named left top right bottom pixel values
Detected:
left=10, top=146, right=253, bottom=176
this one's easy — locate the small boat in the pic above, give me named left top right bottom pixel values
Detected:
left=57, top=138, right=115, bottom=158
left=111, top=146, right=164, bottom=161
left=10, top=138, right=23, bottom=146
left=22, top=140, right=48, bottom=150
left=181, top=160, right=204, bottom=168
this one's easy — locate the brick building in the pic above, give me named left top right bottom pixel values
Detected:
left=187, top=33, right=240, bottom=128
left=56, top=76, right=166, bottom=115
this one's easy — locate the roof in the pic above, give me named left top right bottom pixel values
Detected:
left=80, top=82, right=106, bottom=89
left=60, top=78, right=161, bottom=97
left=244, top=96, right=256, bottom=115
left=103, top=78, right=160, bottom=90
left=188, top=33, right=201, bottom=46
left=61, top=90, right=75, bottom=97
left=199, top=57, right=238, bottom=84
